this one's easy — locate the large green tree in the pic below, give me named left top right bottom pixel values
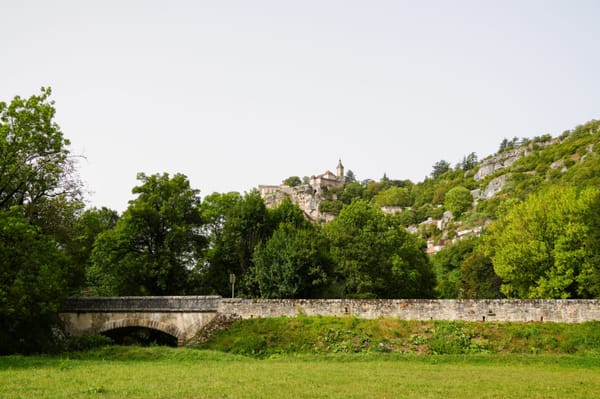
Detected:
left=485, top=186, right=597, bottom=298
left=460, top=251, right=503, bottom=299
left=580, top=190, right=600, bottom=297
left=0, top=89, right=85, bottom=353
left=430, top=238, right=478, bottom=298
left=325, top=200, right=434, bottom=298
left=0, top=87, right=80, bottom=210
left=0, top=203, right=72, bottom=354
left=88, top=173, right=205, bottom=295
left=202, top=190, right=273, bottom=296
left=251, top=223, right=333, bottom=298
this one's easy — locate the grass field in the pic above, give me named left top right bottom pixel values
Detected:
left=1, top=347, right=600, bottom=399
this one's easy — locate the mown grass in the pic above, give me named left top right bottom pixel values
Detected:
left=1, top=347, right=599, bottom=399
left=195, top=317, right=600, bottom=357
left=1, top=319, right=599, bottom=398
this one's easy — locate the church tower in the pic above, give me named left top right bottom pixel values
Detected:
left=336, top=159, right=344, bottom=182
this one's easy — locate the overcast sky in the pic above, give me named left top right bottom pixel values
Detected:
left=3, top=1, right=599, bottom=212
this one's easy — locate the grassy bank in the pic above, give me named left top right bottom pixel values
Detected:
left=1, top=347, right=600, bottom=399
left=194, top=317, right=600, bottom=357
left=1, top=319, right=599, bottom=398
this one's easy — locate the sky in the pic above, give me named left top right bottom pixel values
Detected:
left=2, top=0, right=599, bottom=212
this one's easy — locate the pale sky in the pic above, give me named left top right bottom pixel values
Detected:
left=2, top=1, right=599, bottom=212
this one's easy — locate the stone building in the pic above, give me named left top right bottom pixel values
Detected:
left=259, top=160, right=345, bottom=222
left=309, top=159, right=344, bottom=195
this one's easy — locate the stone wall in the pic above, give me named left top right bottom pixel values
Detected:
left=61, top=296, right=221, bottom=312
left=218, top=299, right=600, bottom=323
left=60, top=297, right=600, bottom=345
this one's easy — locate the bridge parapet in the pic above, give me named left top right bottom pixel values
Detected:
left=61, top=296, right=221, bottom=313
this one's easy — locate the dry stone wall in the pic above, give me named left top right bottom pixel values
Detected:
left=218, top=299, right=600, bottom=323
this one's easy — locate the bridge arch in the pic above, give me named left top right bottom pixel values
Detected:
left=98, top=318, right=185, bottom=345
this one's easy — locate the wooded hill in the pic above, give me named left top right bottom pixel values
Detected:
left=1, top=88, right=598, bottom=354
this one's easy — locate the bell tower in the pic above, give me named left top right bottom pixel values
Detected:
left=336, top=159, right=344, bottom=182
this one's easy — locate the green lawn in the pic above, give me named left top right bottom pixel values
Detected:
left=1, top=348, right=599, bottom=399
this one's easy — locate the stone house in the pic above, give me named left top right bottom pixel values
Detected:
left=259, top=160, right=345, bottom=222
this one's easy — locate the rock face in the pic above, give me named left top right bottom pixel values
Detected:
left=471, top=174, right=510, bottom=200
left=259, top=183, right=334, bottom=222
left=474, top=148, right=526, bottom=181
left=259, top=162, right=344, bottom=222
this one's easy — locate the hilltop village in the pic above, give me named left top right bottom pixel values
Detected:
left=259, top=160, right=346, bottom=223
left=257, top=133, right=584, bottom=255
left=258, top=159, right=482, bottom=253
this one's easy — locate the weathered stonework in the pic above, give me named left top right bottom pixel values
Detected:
left=258, top=161, right=344, bottom=222
left=60, top=297, right=600, bottom=346
left=217, top=299, right=600, bottom=323
left=60, top=296, right=220, bottom=345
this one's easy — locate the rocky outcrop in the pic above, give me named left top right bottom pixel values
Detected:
left=259, top=184, right=335, bottom=222
left=474, top=148, right=526, bottom=181
left=471, top=174, right=510, bottom=200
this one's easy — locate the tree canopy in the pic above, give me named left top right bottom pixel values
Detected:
left=251, top=223, right=333, bottom=298
left=0, top=88, right=85, bottom=354
left=88, top=173, right=206, bottom=295
left=325, top=200, right=434, bottom=299
left=444, top=186, right=473, bottom=217
left=0, top=87, right=79, bottom=210
left=485, top=186, right=598, bottom=298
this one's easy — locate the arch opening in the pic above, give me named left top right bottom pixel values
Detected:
left=101, top=326, right=178, bottom=347
left=98, top=318, right=184, bottom=346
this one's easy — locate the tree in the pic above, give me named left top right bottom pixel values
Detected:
left=0, top=89, right=84, bottom=353
left=444, top=186, right=473, bottom=217
left=581, top=190, right=600, bottom=297
left=325, top=200, right=435, bottom=298
left=345, top=169, right=357, bottom=184
left=88, top=173, right=206, bottom=295
left=0, top=208, right=72, bottom=354
left=460, top=152, right=478, bottom=171
left=460, top=251, right=503, bottom=299
left=251, top=223, right=333, bottom=298
left=69, top=207, right=118, bottom=282
left=431, top=160, right=450, bottom=179
left=203, top=190, right=273, bottom=296
left=0, top=87, right=81, bottom=210
left=340, top=181, right=364, bottom=204
left=283, top=176, right=302, bottom=187
left=374, top=186, right=414, bottom=207
left=485, top=186, right=597, bottom=298
left=268, top=197, right=308, bottom=229
left=430, top=238, right=478, bottom=298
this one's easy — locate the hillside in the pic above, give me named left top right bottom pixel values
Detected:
left=255, top=119, right=600, bottom=300
left=261, top=119, right=600, bottom=250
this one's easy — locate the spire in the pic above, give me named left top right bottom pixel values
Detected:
left=336, top=159, right=344, bottom=181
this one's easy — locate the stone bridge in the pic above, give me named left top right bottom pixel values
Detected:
left=60, top=296, right=221, bottom=345
left=60, top=297, right=600, bottom=346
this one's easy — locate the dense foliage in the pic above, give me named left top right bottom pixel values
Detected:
left=0, top=89, right=84, bottom=354
left=325, top=200, right=434, bottom=298
left=88, top=173, right=206, bottom=295
left=2, top=88, right=600, bottom=354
